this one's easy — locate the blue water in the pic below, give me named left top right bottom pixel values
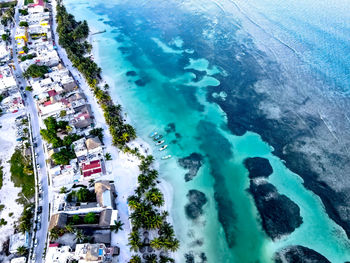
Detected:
left=64, top=0, right=350, bottom=262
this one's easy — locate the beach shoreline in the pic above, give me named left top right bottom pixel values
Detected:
left=52, top=1, right=176, bottom=260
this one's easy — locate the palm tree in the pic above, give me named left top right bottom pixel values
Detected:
left=146, top=188, right=164, bottom=207
left=65, top=224, right=75, bottom=233
left=159, top=255, right=175, bottom=263
left=60, top=186, right=68, bottom=194
left=16, top=246, right=27, bottom=256
left=128, top=231, right=141, bottom=252
left=168, top=239, right=180, bottom=252
left=129, top=255, right=141, bottom=263
left=110, top=220, right=124, bottom=233
left=150, top=237, right=163, bottom=250
left=74, top=229, right=85, bottom=243
left=50, top=227, right=60, bottom=241
left=146, top=254, right=157, bottom=263
left=88, top=179, right=95, bottom=187
left=159, top=222, right=174, bottom=239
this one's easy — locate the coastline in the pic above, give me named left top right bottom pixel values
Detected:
left=52, top=1, right=177, bottom=261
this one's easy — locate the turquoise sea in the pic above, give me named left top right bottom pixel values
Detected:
left=64, top=0, right=350, bottom=262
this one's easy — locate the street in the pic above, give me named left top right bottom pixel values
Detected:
left=10, top=1, right=50, bottom=262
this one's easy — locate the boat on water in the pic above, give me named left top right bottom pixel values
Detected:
left=161, top=155, right=172, bottom=160
left=149, top=131, right=158, bottom=138
left=153, top=134, right=163, bottom=141
left=155, top=140, right=165, bottom=145
left=159, top=145, right=168, bottom=151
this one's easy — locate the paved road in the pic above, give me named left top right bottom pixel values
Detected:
left=11, top=1, right=50, bottom=262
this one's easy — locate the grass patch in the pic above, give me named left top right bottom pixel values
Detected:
left=10, top=149, right=35, bottom=201
left=0, top=1, right=17, bottom=8
left=24, top=0, right=33, bottom=5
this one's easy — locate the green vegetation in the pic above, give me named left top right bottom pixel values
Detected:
left=60, top=110, right=67, bottom=117
left=20, top=54, right=36, bottom=62
left=18, top=203, right=34, bottom=233
left=127, top=156, right=179, bottom=257
left=23, top=64, right=48, bottom=78
left=19, top=21, right=28, bottom=27
left=16, top=246, right=27, bottom=256
left=10, top=149, right=35, bottom=200
left=0, top=1, right=16, bottom=8
left=56, top=2, right=136, bottom=148
left=24, top=0, right=34, bottom=5
left=66, top=188, right=96, bottom=203
left=40, top=117, right=81, bottom=165
left=0, top=204, right=4, bottom=212
left=105, top=152, right=112, bottom=161
left=1, top=34, right=9, bottom=42
left=110, top=220, right=124, bottom=233
left=0, top=218, right=7, bottom=226
left=1, top=7, right=15, bottom=26
left=83, top=212, right=97, bottom=224
left=25, top=86, right=33, bottom=91
left=22, top=46, right=29, bottom=54
left=9, top=212, right=13, bottom=217
left=89, top=127, right=103, bottom=143
left=60, top=186, right=68, bottom=194
left=19, top=9, right=28, bottom=16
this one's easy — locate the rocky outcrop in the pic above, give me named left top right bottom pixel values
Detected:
left=275, top=245, right=331, bottom=263
left=178, top=153, right=204, bottom=182
left=185, top=189, right=207, bottom=220
left=249, top=181, right=303, bottom=239
left=244, top=157, right=273, bottom=179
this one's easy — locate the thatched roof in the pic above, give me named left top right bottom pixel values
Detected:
left=99, top=209, right=112, bottom=227
left=95, top=181, right=115, bottom=208
left=48, top=213, right=67, bottom=230
left=86, top=137, right=102, bottom=151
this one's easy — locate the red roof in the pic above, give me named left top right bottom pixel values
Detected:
left=83, top=168, right=102, bottom=177
left=49, top=243, right=59, bottom=247
left=44, top=101, right=52, bottom=106
left=82, top=160, right=101, bottom=171
left=48, top=90, right=57, bottom=97
left=61, top=98, right=69, bottom=105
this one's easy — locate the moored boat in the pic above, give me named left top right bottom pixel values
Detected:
left=159, top=145, right=168, bottom=151
left=149, top=131, right=158, bottom=138
left=155, top=140, right=165, bottom=145
left=153, top=134, right=163, bottom=141
left=161, top=155, right=172, bottom=160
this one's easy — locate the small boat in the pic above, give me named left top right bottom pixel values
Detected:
left=149, top=131, right=158, bottom=138
left=161, top=155, right=172, bottom=160
left=159, top=145, right=168, bottom=151
left=155, top=140, right=165, bottom=146
left=153, top=134, right=163, bottom=141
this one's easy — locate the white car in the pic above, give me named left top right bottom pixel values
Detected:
left=34, top=238, right=38, bottom=247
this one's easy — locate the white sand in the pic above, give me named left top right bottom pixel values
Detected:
left=51, top=2, right=175, bottom=261
left=0, top=111, right=26, bottom=251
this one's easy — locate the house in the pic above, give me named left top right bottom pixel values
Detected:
left=81, top=160, right=103, bottom=178
left=9, top=232, right=29, bottom=253
left=46, top=245, right=73, bottom=263
left=73, top=137, right=88, bottom=157
left=94, top=181, right=116, bottom=209
left=86, top=137, right=103, bottom=154
left=10, top=257, right=27, bottom=263
left=75, top=243, right=116, bottom=263
left=48, top=213, right=68, bottom=231
left=72, top=105, right=93, bottom=129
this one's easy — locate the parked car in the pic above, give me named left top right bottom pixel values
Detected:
left=37, top=222, right=41, bottom=230
left=34, top=238, right=38, bottom=247
left=38, top=206, right=42, bottom=213
left=36, top=163, right=40, bottom=169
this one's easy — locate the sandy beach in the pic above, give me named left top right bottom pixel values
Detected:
left=51, top=2, right=175, bottom=260
left=0, top=111, right=25, bottom=251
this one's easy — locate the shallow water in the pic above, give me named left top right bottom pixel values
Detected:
left=64, top=0, right=350, bottom=262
